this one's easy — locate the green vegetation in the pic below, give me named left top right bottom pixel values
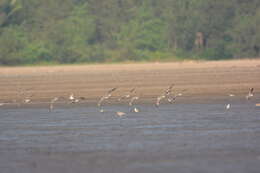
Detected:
left=0, top=0, right=259, bottom=65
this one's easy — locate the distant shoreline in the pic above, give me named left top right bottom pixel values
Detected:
left=0, top=59, right=260, bottom=107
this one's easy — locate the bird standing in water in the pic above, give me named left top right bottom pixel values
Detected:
left=49, top=97, right=59, bottom=112
left=226, top=103, right=231, bottom=110
left=246, top=88, right=254, bottom=100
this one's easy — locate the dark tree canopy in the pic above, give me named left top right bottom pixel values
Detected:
left=0, top=0, right=259, bottom=65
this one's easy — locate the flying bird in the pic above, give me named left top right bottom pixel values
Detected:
left=69, top=93, right=86, bottom=103
left=164, top=84, right=174, bottom=96
left=156, top=95, right=166, bottom=107
left=98, top=87, right=117, bottom=111
left=118, top=88, right=136, bottom=101
left=129, top=96, right=139, bottom=106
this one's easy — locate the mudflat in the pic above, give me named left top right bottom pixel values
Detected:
left=0, top=59, right=260, bottom=106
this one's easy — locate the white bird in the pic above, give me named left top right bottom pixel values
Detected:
left=69, top=93, right=74, bottom=100
left=133, top=107, right=139, bottom=113
left=49, top=97, right=59, bottom=112
left=51, top=97, right=59, bottom=103
left=167, top=96, right=176, bottom=103
left=177, top=93, right=183, bottom=96
left=98, top=87, right=117, bottom=107
left=229, top=94, right=235, bottom=97
left=226, top=103, right=231, bottom=110
left=24, top=98, right=31, bottom=103
left=246, top=88, right=254, bottom=100
left=69, top=93, right=85, bottom=103
left=164, top=84, right=174, bottom=96
left=156, top=95, right=165, bottom=107
left=98, top=88, right=117, bottom=113
left=116, top=111, right=126, bottom=117
left=156, top=84, right=176, bottom=107
left=49, top=103, right=54, bottom=112
left=118, top=88, right=135, bottom=101
left=129, top=96, right=139, bottom=106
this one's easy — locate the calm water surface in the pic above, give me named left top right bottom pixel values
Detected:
left=0, top=103, right=260, bottom=173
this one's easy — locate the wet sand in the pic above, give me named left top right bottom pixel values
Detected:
left=0, top=59, right=260, bottom=106
left=1, top=59, right=260, bottom=173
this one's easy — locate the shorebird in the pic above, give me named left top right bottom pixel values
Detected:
left=49, top=97, right=59, bottom=112
left=16, top=87, right=34, bottom=105
left=69, top=93, right=79, bottom=103
left=246, top=88, right=254, bottom=100
left=98, top=87, right=117, bottom=111
left=133, top=107, right=139, bottom=113
left=177, top=93, right=183, bottom=96
left=156, top=95, right=166, bottom=107
left=229, top=94, right=235, bottom=97
left=156, top=84, right=177, bottom=107
left=23, top=93, right=34, bottom=104
left=165, top=84, right=174, bottom=96
left=69, top=93, right=75, bottom=100
left=116, top=111, right=126, bottom=117
left=167, top=95, right=177, bottom=103
left=69, top=93, right=86, bottom=103
left=128, top=96, right=140, bottom=113
left=129, top=96, right=139, bottom=106
left=24, top=98, right=31, bottom=103
left=226, top=103, right=231, bottom=110
left=118, top=88, right=136, bottom=101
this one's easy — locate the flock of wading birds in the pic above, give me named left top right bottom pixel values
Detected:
left=0, top=84, right=259, bottom=116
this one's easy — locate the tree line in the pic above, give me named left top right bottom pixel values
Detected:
left=0, top=0, right=259, bottom=65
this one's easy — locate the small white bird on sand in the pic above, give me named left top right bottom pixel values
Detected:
left=229, top=94, right=235, bottom=97
left=69, top=93, right=84, bottom=103
left=226, top=103, right=231, bottom=110
left=69, top=93, right=78, bottom=103
left=116, top=111, right=126, bottom=117
left=177, top=93, right=183, bottom=96
left=24, top=98, right=31, bottom=103
left=69, top=93, right=74, bottom=100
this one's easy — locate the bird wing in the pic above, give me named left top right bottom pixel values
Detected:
left=107, top=87, right=117, bottom=94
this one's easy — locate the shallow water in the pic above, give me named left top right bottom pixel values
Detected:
left=1, top=103, right=260, bottom=173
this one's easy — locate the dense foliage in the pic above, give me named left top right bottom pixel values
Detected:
left=0, top=0, right=259, bottom=65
